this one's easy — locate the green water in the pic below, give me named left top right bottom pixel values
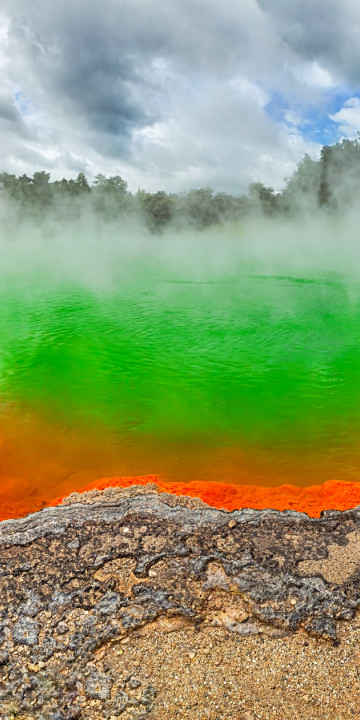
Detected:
left=1, top=259, right=360, bottom=486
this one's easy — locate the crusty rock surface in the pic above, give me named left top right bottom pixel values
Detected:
left=1, top=485, right=360, bottom=719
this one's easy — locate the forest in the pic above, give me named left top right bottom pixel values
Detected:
left=1, top=136, right=360, bottom=231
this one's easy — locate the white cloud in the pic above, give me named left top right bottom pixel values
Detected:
left=329, top=97, right=360, bottom=137
left=283, top=109, right=305, bottom=128
left=228, top=77, right=269, bottom=108
left=294, top=61, right=337, bottom=89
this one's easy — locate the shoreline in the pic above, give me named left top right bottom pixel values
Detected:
left=51, top=474, right=360, bottom=518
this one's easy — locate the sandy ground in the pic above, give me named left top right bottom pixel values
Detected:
left=82, top=615, right=360, bottom=720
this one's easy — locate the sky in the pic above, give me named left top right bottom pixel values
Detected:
left=0, top=0, right=360, bottom=194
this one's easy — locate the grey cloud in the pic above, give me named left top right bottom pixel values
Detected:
left=2, top=0, right=278, bottom=147
left=0, top=96, right=21, bottom=124
left=0, top=95, right=30, bottom=137
left=258, top=0, right=360, bottom=85
left=6, top=7, right=153, bottom=147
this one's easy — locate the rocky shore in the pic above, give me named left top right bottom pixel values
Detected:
left=1, top=484, right=360, bottom=719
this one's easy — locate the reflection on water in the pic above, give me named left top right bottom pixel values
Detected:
left=1, top=267, right=360, bottom=517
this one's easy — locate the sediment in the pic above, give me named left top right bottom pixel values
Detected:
left=1, top=484, right=360, bottom=719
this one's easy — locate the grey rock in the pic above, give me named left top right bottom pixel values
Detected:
left=85, top=668, right=112, bottom=700
left=127, top=676, right=142, bottom=689
left=19, top=591, right=41, bottom=617
left=13, top=617, right=39, bottom=646
left=57, top=621, right=69, bottom=634
left=114, top=688, right=130, bottom=711
left=0, top=651, right=9, bottom=664
left=95, top=591, right=122, bottom=615
left=140, top=684, right=157, bottom=707
left=65, top=707, right=82, bottom=719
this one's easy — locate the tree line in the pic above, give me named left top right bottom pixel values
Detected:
left=1, top=136, right=360, bottom=231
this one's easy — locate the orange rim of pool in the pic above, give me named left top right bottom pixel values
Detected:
left=44, top=475, right=360, bottom=519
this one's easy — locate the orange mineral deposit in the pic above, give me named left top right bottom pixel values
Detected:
left=50, top=475, right=360, bottom=519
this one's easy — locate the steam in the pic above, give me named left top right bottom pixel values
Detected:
left=1, top=200, right=360, bottom=296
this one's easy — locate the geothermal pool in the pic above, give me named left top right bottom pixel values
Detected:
left=1, top=238, right=360, bottom=518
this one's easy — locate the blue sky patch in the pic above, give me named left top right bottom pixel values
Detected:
left=265, top=86, right=360, bottom=146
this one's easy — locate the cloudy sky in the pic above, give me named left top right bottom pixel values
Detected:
left=0, top=0, right=359, bottom=193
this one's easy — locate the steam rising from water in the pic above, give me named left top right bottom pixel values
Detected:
left=2, top=203, right=360, bottom=292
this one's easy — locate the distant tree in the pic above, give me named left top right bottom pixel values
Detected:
left=93, top=174, right=127, bottom=193
left=0, top=173, right=32, bottom=205
left=74, top=172, right=91, bottom=193
left=107, top=175, right=128, bottom=194
left=280, top=154, right=322, bottom=214
left=92, top=174, right=130, bottom=217
left=321, top=137, right=360, bottom=209
left=53, top=178, right=70, bottom=192
left=26, top=171, right=51, bottom=212
left=0, top=171, right=17, bottom=190
left=137, top=190, right=174, bottom=231
left=248, top=182, right=277, bottom=215
left=33, top=170, right=50, bottom=186
left=212, top=192, right=238, bottom=222
left=318, top=146, right=332, bottom=207
left=179, top=188, right=220, bottom=228
left=93, top=173, right=107, bottom=188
